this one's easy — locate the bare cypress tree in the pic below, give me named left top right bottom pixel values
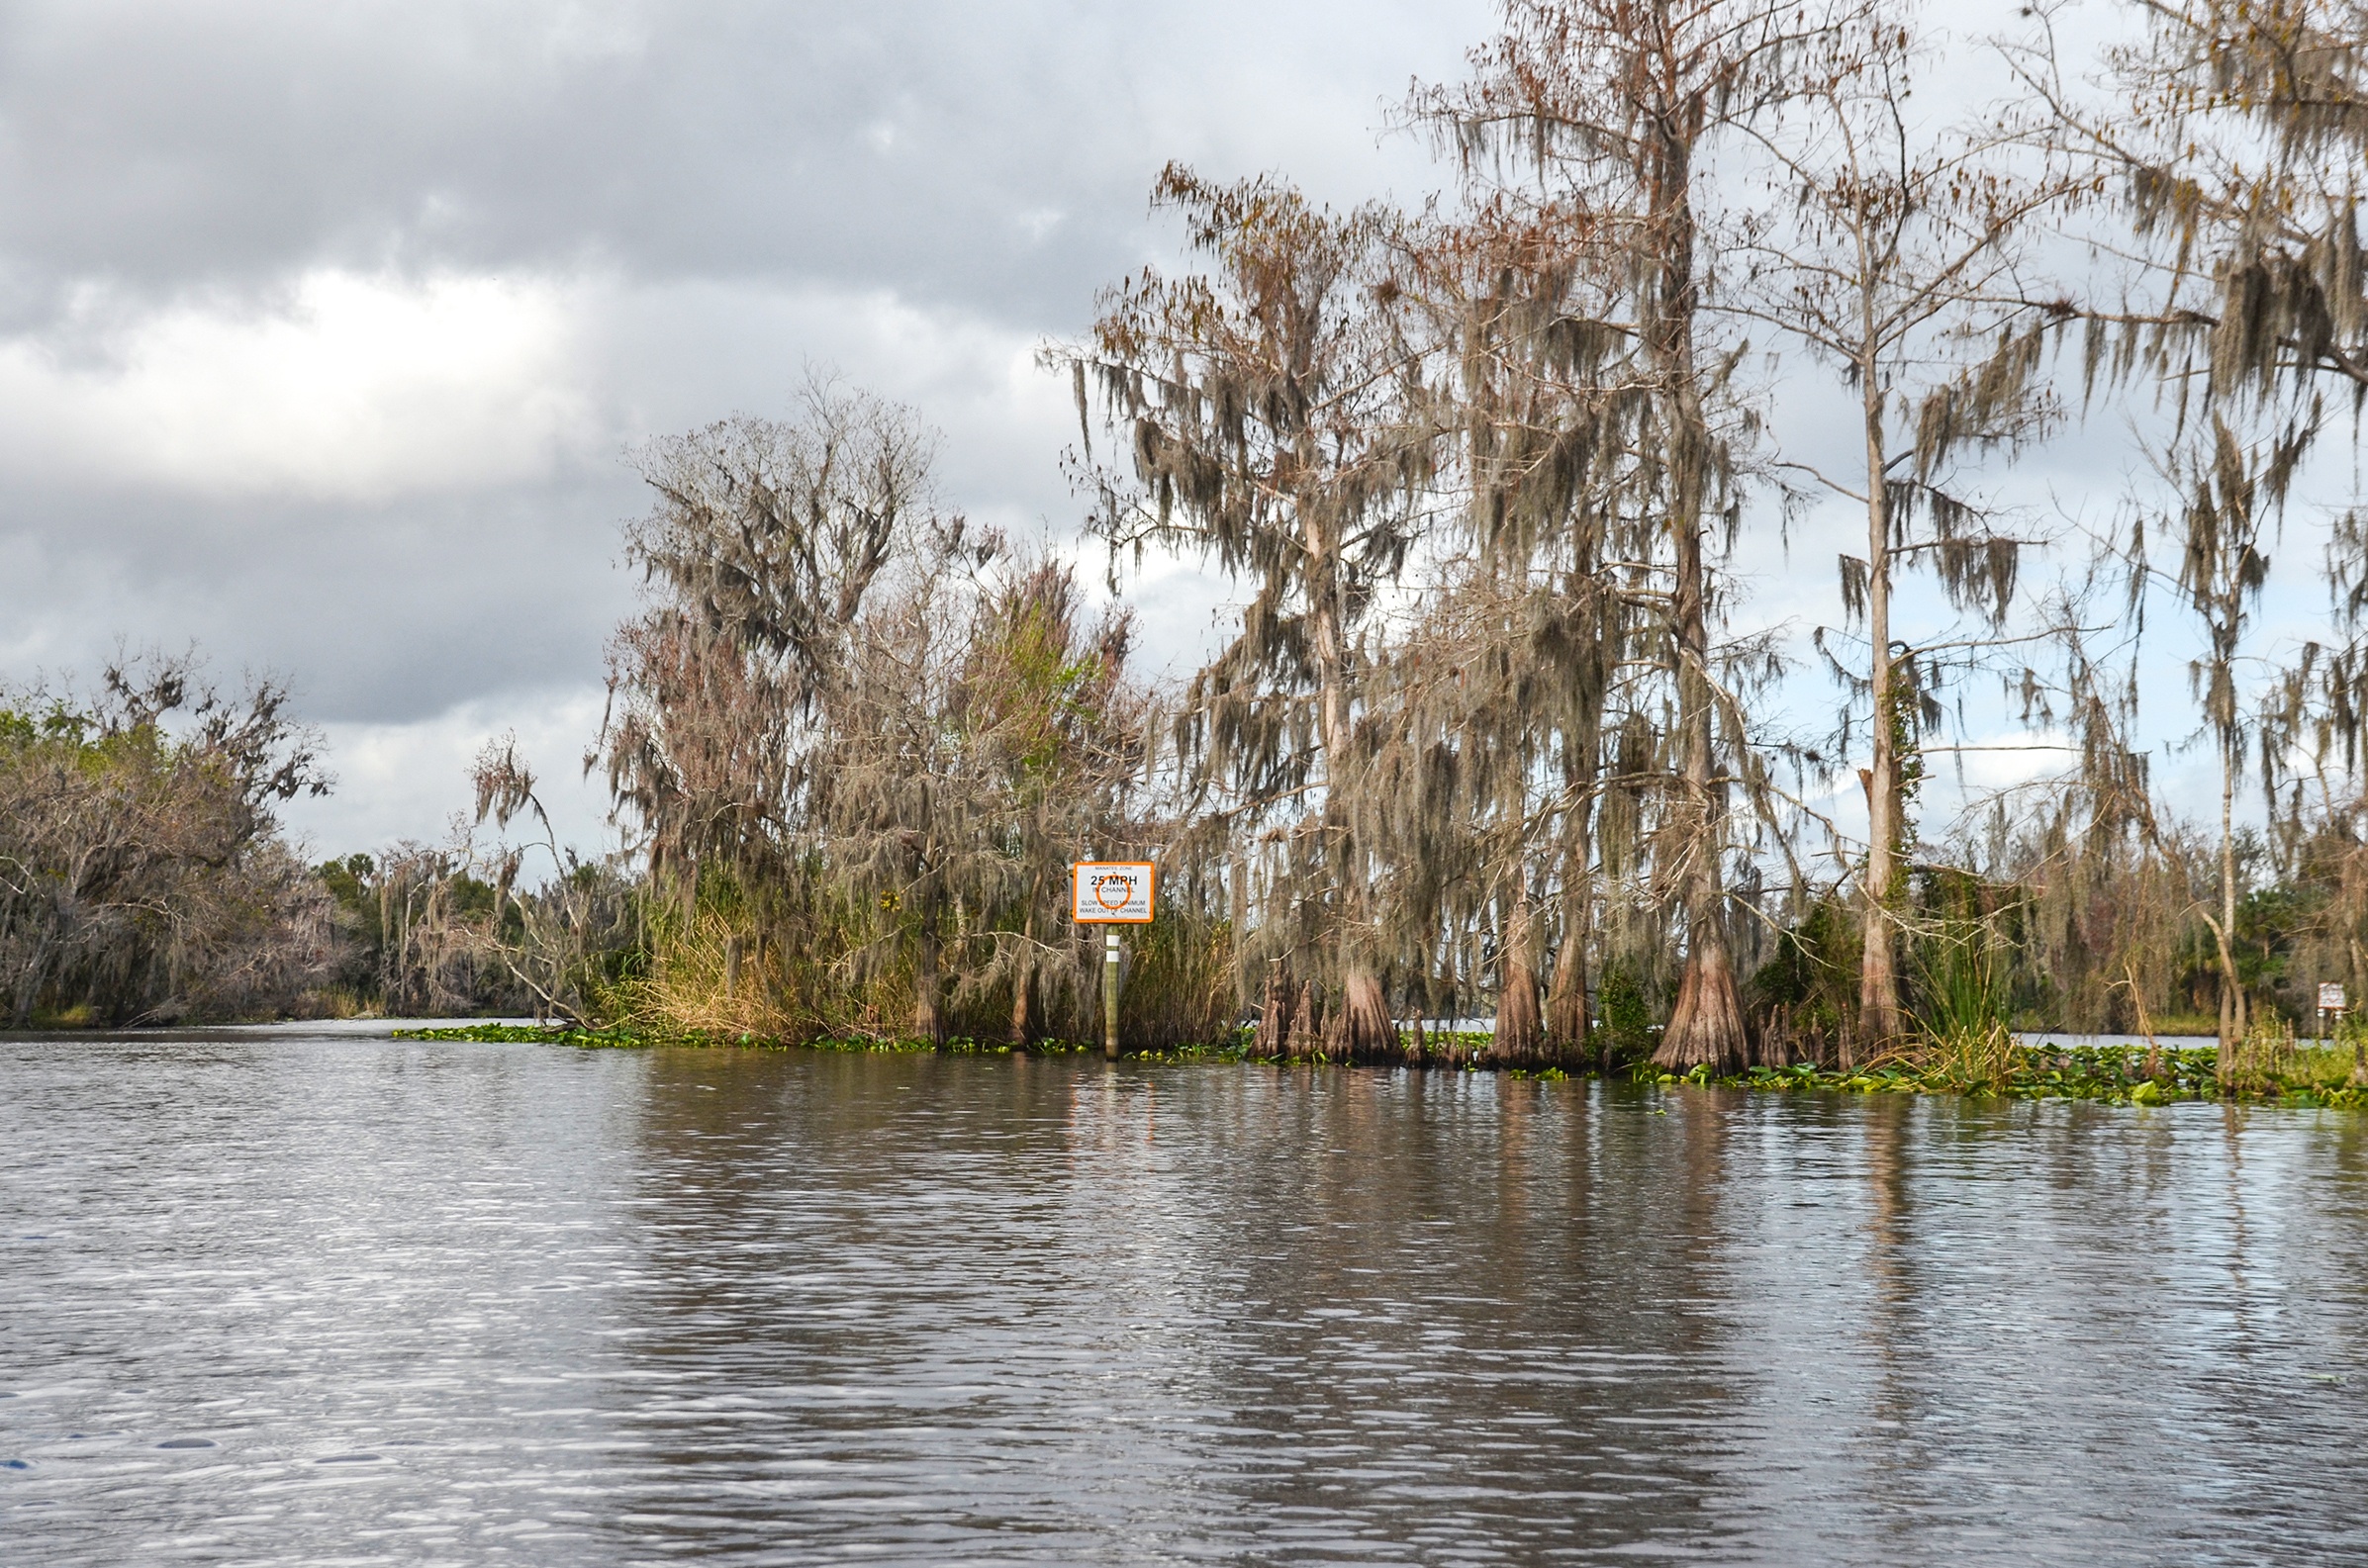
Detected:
left=0, top=657, right=332, bottom=1027
left=2021, top=0, right=2368, bottom=1068
left=1356, top=191, right=1670, bottom=1067
left=1961, top=610, right=2220, bottom=1048
left=1732, top=11, right=2063, bottom=1060
left=601, top=380, right=939, bottom=911
left=1398, top=183, right=1656, bottom=1065
left=948, top=556, right=1151, bottom=1046
left=2145, top=416, right=2309, bottom=1067
left=469, top=734, right=637, bottom=1024
left=1359, top=564, right=1632, bottom=1064
left=2021, top=0, right=2368, bottom=410
left=1054, top=167, right=1441, bottom=1061
left=1417, top=0, right=1831, bottom=1070
left=810, top=519, right=1007, bottom=1044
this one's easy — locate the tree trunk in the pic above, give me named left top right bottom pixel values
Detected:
left=2214, top=741, right=2246, bottom=1088
left=1659, top=923, right=1748, bottom=1073
left=1857, top=375, right=1907, bottom=1060
left=912, top=921, right=943, bottom=1045
left=1287, top=977, right=1323, bottom=1058
left=1422, top=959, right=1449, bottom=1066
left=1490, top=899, right=1544, bottom=1064
left=1255, top=963, right=1292, bottom=1059
left=1009, top=904, right=1037, bottom=1047
left=1437, top=940, right=1458, bottom=1042
left=1338, top=969, right=1396, bottom=1063
left=1645, top=104, right=1747, bottom=1077
left=1229, top=853, right=1252, bottom=1015
left=13, top=942, right=47, bottom=1029
left=1303, top=511, right=1395, bottom=1064
left=1654, top=507, right=1746, bottom=1074
left=1008, top=953, right=1032, bottom=1046
left=1546, top=885, right=1591, bottom=1065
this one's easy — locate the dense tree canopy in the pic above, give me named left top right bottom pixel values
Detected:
left=15, top=0, right=2368, bottom=1075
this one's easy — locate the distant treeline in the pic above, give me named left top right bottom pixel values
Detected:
left=12, top=1, right=2368, bottom=1092
left=0, top=660, right=332, bottom=1028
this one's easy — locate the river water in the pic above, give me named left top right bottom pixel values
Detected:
left=6, top=1030, right=2367, bottom=1566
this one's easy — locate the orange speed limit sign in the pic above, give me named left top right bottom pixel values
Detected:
left=1072, top=862, right=1154, bottom=923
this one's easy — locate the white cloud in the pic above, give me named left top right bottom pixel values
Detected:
left=0, top=269, right=594, bottom=501
left=0, top=0, right=2318, bottom=852
left=284, top=683, right=620, bottom=860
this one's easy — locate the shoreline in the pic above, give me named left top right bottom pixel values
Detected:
left=383, top=1024, right=2368, bottom=1110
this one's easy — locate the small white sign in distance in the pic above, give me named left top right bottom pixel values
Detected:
left=2321, top=981, right=2347, bottom=1011
left=1072, top=862, right=1155, bottom=923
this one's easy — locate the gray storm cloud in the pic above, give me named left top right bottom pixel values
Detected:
left=0, top=0, right=2313, bottom=858
left=0, top=1, right=1480, bottom=317
left=0, top=0, right=1485, bottom=850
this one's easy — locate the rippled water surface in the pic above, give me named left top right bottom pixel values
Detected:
left=7, top=1031, right=2368, bottom=1565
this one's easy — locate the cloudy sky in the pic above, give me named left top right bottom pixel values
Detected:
left=0, top=0, right=1506, bottom=852
left=0, top=0, right=2338, bottom=862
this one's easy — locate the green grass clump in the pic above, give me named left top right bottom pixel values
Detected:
left=1641, top=1031, right=2368, bottom=1108
left=394, top=1022, right=651, bottom=1049
left=390, top=1022, right=1250, bottom=1060
left=393, top=1017, right=2368, bottom=1109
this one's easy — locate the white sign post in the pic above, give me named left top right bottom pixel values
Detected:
left=2320, top=981, right=2347, bottom=1045
left=1073, top=862, right=1155, bottom=1059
